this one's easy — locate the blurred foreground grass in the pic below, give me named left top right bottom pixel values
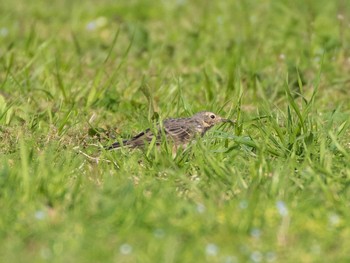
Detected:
left=1, top=0, right=350, bottom=262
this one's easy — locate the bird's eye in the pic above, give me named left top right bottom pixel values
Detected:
left=210, top=114, right=216, bottom=119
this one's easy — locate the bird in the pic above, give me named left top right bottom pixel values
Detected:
left=106, top=111, right=233, bottom=150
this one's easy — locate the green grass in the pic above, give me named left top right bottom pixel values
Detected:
left=1, top=0, right=350, bottom=262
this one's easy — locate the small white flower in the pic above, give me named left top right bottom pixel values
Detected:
left=276, top=201, right=288, bottom=217
left=205, top=243, right=219, bottom=256
left=251, top=251, right=263, bottom=262
left=86, top=22, right=96, bottom=31
left=196, top=203, right=206, bottom=213
left=119, top=243, right=132, bottom=255
left=239, top=200, right=248, bottom=209
left=35, top=210, right=46, bottom=220
left=250, top=228, right=261, bottom=238
left=329, top=213, right=340, bottom=226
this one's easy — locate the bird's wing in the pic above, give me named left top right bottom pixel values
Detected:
left=163, top=119, right=194, bottom=143
left=107, top=119, right=196, bottom=149
left=127, top=120, right=194, bottom=146
left=126, top=128, right=155, bottom=147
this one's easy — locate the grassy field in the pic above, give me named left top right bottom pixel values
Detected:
left=1, top=0, right=350, bottom=262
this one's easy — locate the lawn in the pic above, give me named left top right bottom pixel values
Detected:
left=1, top=0, right=350, bottom=262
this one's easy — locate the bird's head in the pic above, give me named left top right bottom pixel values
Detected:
left=194, top=111, right=233, bottom=128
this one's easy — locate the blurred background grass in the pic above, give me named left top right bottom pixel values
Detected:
left=0, top=0, right=350, bottom=262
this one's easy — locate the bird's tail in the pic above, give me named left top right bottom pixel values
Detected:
left=105, top=129, right=150, bottom=150
left=105, top=140, right=128, bottom=150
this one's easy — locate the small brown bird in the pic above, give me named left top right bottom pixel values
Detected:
left=107, top=111, right=233, bottom=150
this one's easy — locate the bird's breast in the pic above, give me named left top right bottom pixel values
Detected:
left=194, top=124, right=206, bottom=135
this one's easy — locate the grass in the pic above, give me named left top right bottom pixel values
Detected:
left=1, top=0, right=350, bottom=262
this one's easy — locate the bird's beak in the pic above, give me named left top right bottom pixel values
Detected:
left=220, top=118, right=235, bottom=125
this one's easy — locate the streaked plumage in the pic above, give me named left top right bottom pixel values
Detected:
left=107, top=111, right=233, bottom=150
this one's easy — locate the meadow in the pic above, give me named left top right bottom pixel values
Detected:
left=1, top=0, right=350, bottom=262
